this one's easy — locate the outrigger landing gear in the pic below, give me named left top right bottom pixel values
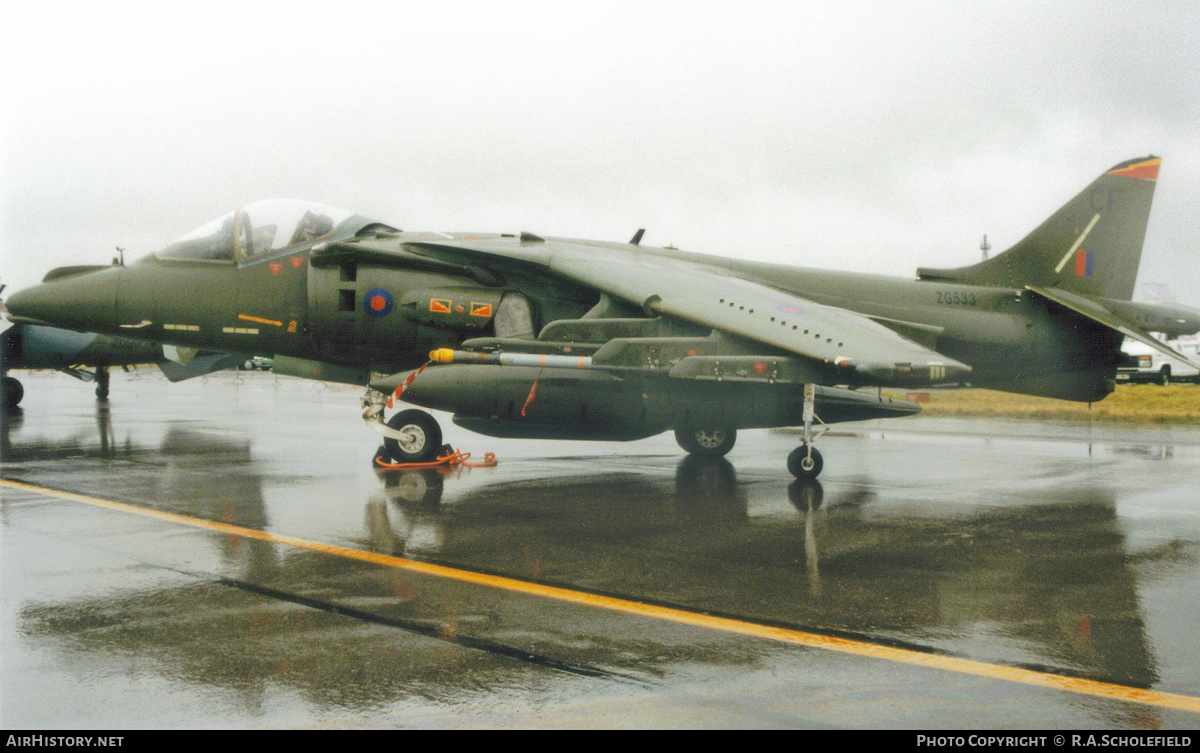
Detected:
left=94, top=367, right=110, bottom=400
left=788, top=445, right=823, bottom=479
left=788, top=383, right=824, bottom=480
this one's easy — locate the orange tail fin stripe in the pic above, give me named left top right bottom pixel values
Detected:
left=1107, top=158, right=1160, bottom=181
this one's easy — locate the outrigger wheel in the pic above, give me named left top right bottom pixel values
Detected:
left=787, top=383, right=824, bottom=480
left=674, top=426, right=737, bottom=458
left=383, top=409, right=443, bottom=463
left=787, top=445, right=823, bottom=480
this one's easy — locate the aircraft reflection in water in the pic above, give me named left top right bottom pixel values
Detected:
left=1, top=399, right=124, bottom=461
left=10, top=159, right=1200, bottom=478
left=15, top=441, right=1187, bottom=726
left=1, top=407, right=278, bottom=578
left=366, top=463, right=1183, bottom=706
left=368, top=456, right=753, bottom=560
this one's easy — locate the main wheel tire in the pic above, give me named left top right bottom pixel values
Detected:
left=2, top=376, right=23, bottom=409
left=383, top=410, right=443, bottom=463
left=787, top=445, right=823, bottom=480
left=674, top=426, right=737, bottom=458
left=1161, top=367, right=1171, bottom=386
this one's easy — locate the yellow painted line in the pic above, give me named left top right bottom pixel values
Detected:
left=4, top=477, right=1199, bottom=714
left=238, top=314, right=283, bottom=327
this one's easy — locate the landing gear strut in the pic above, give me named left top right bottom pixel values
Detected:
left=788, top=383, right=824, bottom=480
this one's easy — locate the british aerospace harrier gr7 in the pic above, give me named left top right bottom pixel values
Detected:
left=8, top=158, right=1199, bottom=478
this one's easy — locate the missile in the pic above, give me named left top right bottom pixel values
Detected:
left=430, top=348, right=593, bottom=370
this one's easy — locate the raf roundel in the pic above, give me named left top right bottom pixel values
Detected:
left=363, top=288, right=394, bottom=317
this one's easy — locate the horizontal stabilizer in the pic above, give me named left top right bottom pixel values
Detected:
left=1027, top=286, right=1200, bottom=370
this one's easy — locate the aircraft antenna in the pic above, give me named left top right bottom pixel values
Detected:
left=980, top=234, right=991, bottom=261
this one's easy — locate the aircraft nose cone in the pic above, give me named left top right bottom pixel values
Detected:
left=5, top=267, right=122, bottom=332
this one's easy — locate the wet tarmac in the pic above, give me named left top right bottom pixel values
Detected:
left=2, top=369, right=1200, bottom=729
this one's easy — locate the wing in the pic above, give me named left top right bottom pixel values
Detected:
left=397, top=236, right=971, bottom=386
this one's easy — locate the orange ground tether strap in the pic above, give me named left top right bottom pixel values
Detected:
left=374, top=449, right=498, bottom=471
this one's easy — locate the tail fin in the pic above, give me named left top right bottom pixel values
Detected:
left=917, top=156, right=1160, bottom=301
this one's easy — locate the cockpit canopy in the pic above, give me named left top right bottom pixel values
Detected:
left=155, top=200, right=358, bottom=263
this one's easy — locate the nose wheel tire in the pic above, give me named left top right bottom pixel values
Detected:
left=675, top=426, right=737, bottom=458
left=788, top=445, right=823, bottom=480
left=383, top=409, right=443, bottom=463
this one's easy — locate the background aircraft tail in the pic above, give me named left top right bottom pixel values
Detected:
left=917, top=156, right=1160, bottom=301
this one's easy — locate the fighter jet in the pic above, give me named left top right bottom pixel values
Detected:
left=2, top=284, right=251, bottom=409
left=1, top=322, right=143, bottom=408
left=8, top=158, right=1199, bottom=477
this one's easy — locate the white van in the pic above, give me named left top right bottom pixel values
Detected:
left=1117, top=335, right=1200, bottom=385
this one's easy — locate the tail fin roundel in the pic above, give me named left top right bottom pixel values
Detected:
left=917, top=156, right=1160, bottom=301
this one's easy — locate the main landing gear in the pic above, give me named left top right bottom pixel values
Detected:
left=367, top=386, right=827, bottom=479
left=383, top=409, right=443, bottom=463
left=675, top=383, right=825, bottom=480
left=674, top=426, right=737, bottom=458
left=362, top=388, right=446, bottom=464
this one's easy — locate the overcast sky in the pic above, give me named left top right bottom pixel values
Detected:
left=3, top=1, right=1198, bottom=307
